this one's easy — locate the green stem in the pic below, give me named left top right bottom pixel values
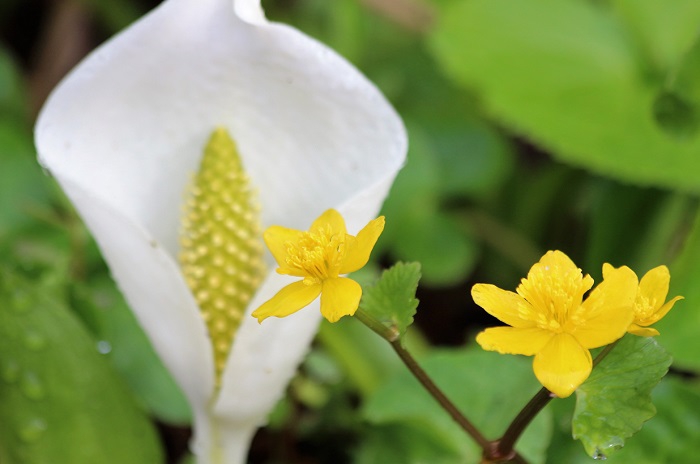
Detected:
left=354, top=308, right=399, bottom=341
left=495, top=386, right=552, bottom=457
left=389, top=338, right=492, bottom=451
left=355, top=309, right=496, bottom=454
left=592, top=340, right=619, bottom=368
left=495, top=340, right=622, bottom=458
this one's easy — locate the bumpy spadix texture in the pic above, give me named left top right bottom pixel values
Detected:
left=603, top=263, right=682, bottom=337
left=252, top=209, right=384, bottom=323
left=180, top=128, right=266, bottom=387
left=472, top=250, right=638, bottom=398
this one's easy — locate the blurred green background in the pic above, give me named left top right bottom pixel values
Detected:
left=1, top=0, right=700, bottom=462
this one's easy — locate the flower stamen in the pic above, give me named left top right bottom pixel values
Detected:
left=284, top=226, right=346, bottom=280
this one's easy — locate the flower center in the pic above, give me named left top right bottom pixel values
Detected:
left=634, top=294, right=656, bottom=322
left=179, top=128, right=266, bottom=389
left=517, top=262, right=593, bottom=331
left=285, top=225, right=346, bottom=284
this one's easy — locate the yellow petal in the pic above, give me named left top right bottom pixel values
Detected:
left=339, top=216, right=385, bottom=274
left=471, top=284, right=536, bottom=328
left=263, top=225, right=304, bottom=275
left=311, top=209, right=347, bottom=235
left=251, top=280, right=321, bottom=322
left=538, top=250, right=578, bottom=273
left=636, top=266, right=682, bottom=326
left=635, top=295, right=683, bottom=329
left=320, top=277, right=362, bottom=323
left=628, top=324, right=660, bottom=337
left=533, top=333, right=592, bottom=398
left=602, top=262, right=615, bottom=279
left=570, top=265, right=637, bottom=349
left=476, top=327, right=554, bottom=356
left=638, top=265, right=670, bottom=310
left=648, top=295, right=683, bottom=324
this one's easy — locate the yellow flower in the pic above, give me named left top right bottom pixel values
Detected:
left=603, top=264, right=683, bottom=337
left=472, top=250, right=637, bottom=398
left=253, top=209, right=384, bottom=323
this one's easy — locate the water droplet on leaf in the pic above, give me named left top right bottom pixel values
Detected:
left=593, top=449, right=607, bottom=460
left=97, top=340, right=112, bottom=354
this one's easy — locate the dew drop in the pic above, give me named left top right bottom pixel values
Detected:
left=96, top=340, right=112, bottom=354
left=592, top=449, right=607, bottom=460
left=2, top=360, right=20, bottom=384
left=18, top=417, right=47, bottom=443
left=20, top=372, right=45, bottom=400
left=24, top=330, right=46, bottom=351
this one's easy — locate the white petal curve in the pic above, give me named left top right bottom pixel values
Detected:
left=36, top=0, right=406, bottom=250
left=35, top=0, right=406, bottom=458
left=232, top=0, right=266, bottom=24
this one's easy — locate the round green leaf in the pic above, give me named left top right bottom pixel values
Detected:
left=573, top=335, right=672, bottom=459
left=0, top=269, right=164, bottom=463
left=429, top=0, right=700, bottom=193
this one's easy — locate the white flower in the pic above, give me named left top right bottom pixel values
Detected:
left=34, top=0, right=406, bottom=462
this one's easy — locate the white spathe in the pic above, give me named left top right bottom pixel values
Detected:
left=34, top=0, right=406, bottom=462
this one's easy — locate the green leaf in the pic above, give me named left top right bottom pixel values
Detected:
left=547, top=376, right=700, bottom=463
left=363, top=348, right=552, bottom=463
left=0, top=269, right=163, bottom=463
left=670, top=34, right=700, bottom=103
left=359, top=262, right=421, bottom=338
left=652, top=32, right=700, bottom=138
left=429, top=0, right=700, bottom=192
left=72, top=276, right=192, bottom=424
left=573, top=335, right=672, bottom=459
left=614, top=376, right=700, bottom=462
left=612, top=0, right=700, bottom=73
